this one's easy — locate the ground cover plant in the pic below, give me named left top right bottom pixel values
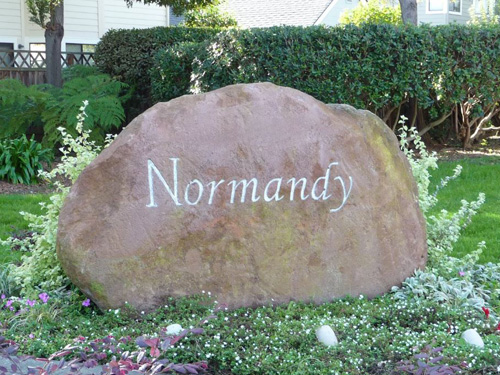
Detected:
left=0, top=113, right=499, bottom=374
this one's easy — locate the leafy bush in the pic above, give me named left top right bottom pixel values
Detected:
left=150, top=42, right=204, bottom=102
left=339, top=0, right=402, bottom=26
left=0, top=136, right=52, bottom=184
left=0, top=67, right=129, bottom=149
left=399, top=124, right=486, bottom=272
left=151, top=23, right=500, bottom=147
left=41, top=73, right=129, bottom=146
left=0, top=79, right=49, bottom=139
left=94, top=26, right=220, bottom=116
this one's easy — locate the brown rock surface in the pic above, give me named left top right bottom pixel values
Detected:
left=56, top=83, right=427, bottom=311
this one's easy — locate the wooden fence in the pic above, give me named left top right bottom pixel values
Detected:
left=0, top=50, right=95, bottom=86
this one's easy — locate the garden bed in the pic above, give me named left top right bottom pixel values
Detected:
left=1, top=132, right=499, bottom=374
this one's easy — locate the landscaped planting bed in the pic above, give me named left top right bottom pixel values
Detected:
left=0, top=121, right=499, bottom=374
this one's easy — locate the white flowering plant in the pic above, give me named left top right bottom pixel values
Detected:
left=395, top=118, right=498, bottom=326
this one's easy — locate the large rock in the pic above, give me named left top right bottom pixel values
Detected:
left=56, top=83, right=427, bottom=311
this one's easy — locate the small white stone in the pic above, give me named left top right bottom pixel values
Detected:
left=461, top=329, right=484, bottom=348
left=166, top=323, right=183, bottom=335
left=316, top=325, right=338, bottom=347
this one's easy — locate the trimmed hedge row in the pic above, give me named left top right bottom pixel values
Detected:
left=148, top=24, right=500, bottom=147
left=94, top=27, right=220, bottom=117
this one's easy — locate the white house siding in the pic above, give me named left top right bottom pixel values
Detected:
left=103, top=0, right=168, bottom=31
left=65, top=0, right=99, bottom=43
left=0, top=0, right=22, bottom=44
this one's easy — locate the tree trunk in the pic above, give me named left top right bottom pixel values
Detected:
left=45, top=2, right=64, bottom=87
left=399, top=0, right=418, bottom=25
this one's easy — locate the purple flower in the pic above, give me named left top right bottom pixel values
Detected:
left=26, top=299, right=36, bottom=307
left=1, top=294, right=5, bottom=299
left=29, top=334, right=34, bottom=339
left=82, top=299, right=91, bottom=307
left=38, top=293, right=49, bottom=304
left=6, top=300, right=13, bottom=308
left=459, top=271, right=466, bottom=277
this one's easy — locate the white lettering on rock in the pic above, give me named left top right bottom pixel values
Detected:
left=147, top=158, right=182, bottom=208
left=185, top=179, right=204, bottom=205
left=287, top=177, right=309, bottom=201
left=311, top=162, right=336, bottom=201
left=146, top=158, right=353, bottom=212
left=228, top=178, right=261, bottom=203
left=207, top=179, right=225, bottom=205
left=264, top=178, right=284, bottom=202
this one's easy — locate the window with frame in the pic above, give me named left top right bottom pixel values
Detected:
left=30, top=43, right=46, bottom=68
left=449, top=0, right=461, bottom=13
left=65, top=44, right=96, bottom=66
left=0, top=43, right=14, bottom=68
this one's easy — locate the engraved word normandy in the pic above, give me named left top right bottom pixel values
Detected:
left=146, top=158, right=353, bottom=212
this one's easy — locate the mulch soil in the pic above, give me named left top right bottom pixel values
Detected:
left=429, top=136, right=500, bottom=161
left=0, top=180, right=56, bottom=195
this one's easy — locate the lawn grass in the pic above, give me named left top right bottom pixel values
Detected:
left=429, top=156, right=500, bottom=264
left=0, top=194, right=50, bottom=264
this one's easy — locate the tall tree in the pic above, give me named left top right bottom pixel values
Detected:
left=399, top=0, right=417, bottom=24
left=125, top=0, right=219, bottom=15
left=26, top=0, right=64, bottom=87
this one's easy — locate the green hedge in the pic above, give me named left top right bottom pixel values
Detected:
left=94, top=27, right=220, bottom=118
left=150, top=24, right=500, bottom=147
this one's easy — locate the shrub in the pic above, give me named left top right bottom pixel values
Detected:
left=339, top=0, right=402, bottom=26
left=0, top=136, right=52, bottom=185
left=150, top=41, right=205, bottom=102
left=0, top=67, right=129, bottom=149
left=0, top=79, right=49, bottom=140
left=150, top=23, right=500, bottom=147
left=399, top=124, right=486, bottom=273
left=41, top=73, right=129, bottom=147
left=94, top=26, right=220, bottom=116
